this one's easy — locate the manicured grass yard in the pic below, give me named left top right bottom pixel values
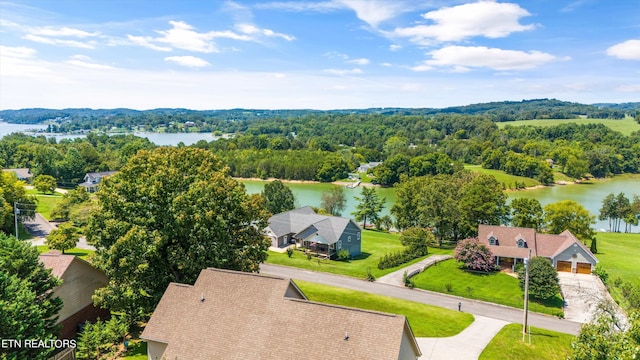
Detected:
left=595, top=232, right=640, bottom=286
left=33, top=195, right=65, bottom=220
left=36, top=245, right=94, bottom=261
left=294, top=280, right=474, bottom=337
left=496, top=117, right=640, bottom=136
left=411, top=259, right=564, bottom=317
left=464, top=165, right=540, bottom=189
left=479, top=323, right=574, bottom=360
left=121, top=340, right=147, bottom=360
left=266, top=230, right=453, bottom=279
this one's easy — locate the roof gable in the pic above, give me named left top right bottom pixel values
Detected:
left=141, top=268, right=419, bottom=359
left=268, top=207, right=359, bottom=245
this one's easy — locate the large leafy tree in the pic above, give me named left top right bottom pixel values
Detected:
left=544, top=200, right=596, bottom=242
left=33, top=174, right=57, bottom=194
left=320, top=186, right=346, bottom=216
left=517, top=256, right=560, bottom=300
left=0, top=171, right=36, bottom=235
left=261, top=180, right=295, bottom=215
left=510, top=197, right=544, bottom=231
left=87, top=148, right=270, bottom=321
left=0, top=233, right=63, bottom=360
left=392, top=171, right=508, bottom=244
left=352, top=186, right=385, bottom=229
left=46, top=223, right=80, bottom=254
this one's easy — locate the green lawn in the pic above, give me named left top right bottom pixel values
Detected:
left=121, top=340, right=147, bottom=360
left=496, top=117, right=640, bottom=136
left=295, top=280, right=474, bottom=337
left=464, top=165, right=540, bottom=189
left=36, top=245, right=94, bottom=261
left=596, top=232, right=640, bottom=286
left=33, top=195, right=65, bottom=220
left=266, top=230, right=453, bottom=279
left=412, top=259, right=564, bottom=317
left=479, top=323, right=574, bottom=360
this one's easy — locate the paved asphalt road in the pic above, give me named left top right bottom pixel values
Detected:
left=22, top=213, right=56, bottom=238
left=260, top=263, right=582, bottom=335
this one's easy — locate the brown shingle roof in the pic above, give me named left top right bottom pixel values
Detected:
left=141, top=268, right=420, bottom=360
left=478, top=225, right=597, bottom=263
left=38, top=250, right=75, bottom=278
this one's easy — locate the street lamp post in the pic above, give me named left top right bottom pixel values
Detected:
left=522, top=248, right=531, bottom=342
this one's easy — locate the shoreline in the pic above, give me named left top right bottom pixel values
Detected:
left=235, top=177, right=380, bottom=188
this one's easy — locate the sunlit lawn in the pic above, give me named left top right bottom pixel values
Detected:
left=594, top=232, right=640, bottom=309
left=266, top=229, right=453, bottom=279
left=32, top=195, right=65, bottom=220
left=496, top=117, right=640, bottom=136
left=412, top=259, right=564, bottom=317
left=36, top=245, right=94, bottom=261
left=479, top=323, right=574, bottom=360
left=295, top=280, right=474, bottom=337
left=464, top=165, right=540, bottom=189
left=121, top=340, right=147, bottom=360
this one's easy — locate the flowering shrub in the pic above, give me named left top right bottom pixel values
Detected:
left=454, top=237, right=497, bottom=272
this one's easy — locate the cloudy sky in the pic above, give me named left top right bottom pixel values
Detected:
left=1, top=0, right=638, bottom=110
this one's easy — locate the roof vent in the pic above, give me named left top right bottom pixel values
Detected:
left=200, top=292, right=205, bottom=302
left=344, top=332, right=349, bottom=341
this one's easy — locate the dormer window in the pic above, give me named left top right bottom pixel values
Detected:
left=488, top=236, right=498, bottom=246
left=517, top=238, right=527, bottom=248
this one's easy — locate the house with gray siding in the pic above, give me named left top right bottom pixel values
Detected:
left=266, top=206, right=362, bottom=258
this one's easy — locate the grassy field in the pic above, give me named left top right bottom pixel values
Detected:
left=596, top=232, right=640, bottom=286
left=479, top=323, right=574, bottom=360
left=496, top=117, right=640, bottom=136
left=464, top=165, right=540, bottom=189
left=411, top=259, right=564, bottom=317
left=266, top=230, right=453, bottom=279
left=36, top=245, right=94, bottom=261
left=32, top=195, right=65, bottom=220
left=295, top=280, right=474, bottom=337
left=121, top=341, right=147, bottom=360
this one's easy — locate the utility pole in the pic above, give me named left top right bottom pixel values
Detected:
left=14, top=201, right=20, bottom=240
left=522, top=248, right=531, bottom=341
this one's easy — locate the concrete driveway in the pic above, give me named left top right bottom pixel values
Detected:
left=558, top=272, right=609, bottom=323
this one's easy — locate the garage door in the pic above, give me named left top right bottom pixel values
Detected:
left=557, top=261, right=572, bottom=272
left=576, top=263, right=592, bottom=274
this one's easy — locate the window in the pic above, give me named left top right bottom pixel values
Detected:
left=348, top=235, right=352, bottom=243
left=489, top=236, right=497, bottom=246
left=517, top=239, right=526, bottom=248
left=337, top=241, right=342, bottom=249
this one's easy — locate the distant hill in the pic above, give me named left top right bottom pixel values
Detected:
left=1, top=99, right=636, bottom=125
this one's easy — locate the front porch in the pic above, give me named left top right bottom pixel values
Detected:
left=298, top=240, right=336, bottom=259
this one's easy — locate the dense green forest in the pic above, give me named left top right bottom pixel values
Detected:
left=1, top=102, right=638, bottom=189
left=2, top=100, right=639, bottom=133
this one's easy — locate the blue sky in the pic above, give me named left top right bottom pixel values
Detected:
left=1, top=0, right=638, bottom=110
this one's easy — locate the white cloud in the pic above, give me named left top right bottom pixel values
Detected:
left=30, top=26, right=99, bottom=38
left=337, top=0, right=409, bottom=27
left=346, top=58, right=370, bottom=65
left=66, top=55, right=114, bottom=70
left=324, top=68, right=363, bottom=75
left=389, top=44, right=402, bottom=51
left=155, top=20, right=220, bottom=53
left=606, top=39, right=640, bottom=60
left=23, top=34, right=96, bottom=49
left=421, top=46, right=556, bottom=71
left=255, top=1, right=343, bottom=12
left=392, top=1, right=535, bottom=44
left=0, top=45, right=36, bottom=58
left=164, top=55, right=211, bottom=68
left=127, top=35, right=173, bottom=52
left=235, top=23, right=295, bottom=41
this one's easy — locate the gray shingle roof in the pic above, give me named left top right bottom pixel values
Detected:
left=268, top=207, right=358, bottom=245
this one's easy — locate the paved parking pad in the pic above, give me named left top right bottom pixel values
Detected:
left=558, top=272, right=608, bottom=323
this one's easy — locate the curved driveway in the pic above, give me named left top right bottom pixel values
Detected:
left=260, top=263, right=581, bottom=336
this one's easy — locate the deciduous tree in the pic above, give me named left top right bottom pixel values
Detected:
left=510, top=197, right=544, bottom=231
left=261, top=180, right=295, bottom=215
left=46, top=223, right=80, bottom=254
left=33, top=174, right=57, bottom=194
left=352, top=186, right=385, bottom=229
left=544, top=200, right=596, bottom=242
left=320, top=186, right=346, bottom=216
left=87, top=148, right=270, bottom=322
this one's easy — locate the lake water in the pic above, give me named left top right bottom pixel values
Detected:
left=241, top=176, right=640, bottom=231
left=0, top=122, right=217, bottom=146
left=3, top=122, right=638, bottom=230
